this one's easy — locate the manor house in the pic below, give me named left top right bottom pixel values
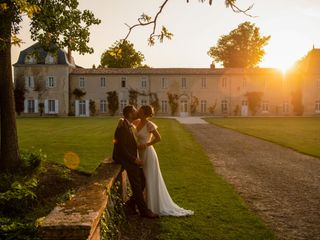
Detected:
left=14, top=43, right=320, bottom=117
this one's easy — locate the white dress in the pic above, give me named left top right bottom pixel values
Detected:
left=135, top=121, right=194, bottom=216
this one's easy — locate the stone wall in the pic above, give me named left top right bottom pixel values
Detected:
left=39, top=160, right=127, bottom=240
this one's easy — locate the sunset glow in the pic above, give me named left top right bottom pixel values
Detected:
left=11, top=0, right=320, bottom=69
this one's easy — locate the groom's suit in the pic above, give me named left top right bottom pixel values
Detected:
left=112, top=118, right=149, bottom=215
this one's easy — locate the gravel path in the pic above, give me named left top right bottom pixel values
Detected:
left=184, top=123, right=320, bottom=240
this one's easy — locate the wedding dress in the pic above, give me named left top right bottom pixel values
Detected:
left=135, top=121, right=194, bottom=216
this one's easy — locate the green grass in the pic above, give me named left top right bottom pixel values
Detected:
left=17, top=117, right=274, bottom=239
left=205, top=117, right=320, bottom=158
left=17, top=117, right=118, bottom=173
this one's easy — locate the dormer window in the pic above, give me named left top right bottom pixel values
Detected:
left=45, top=53, right=57, bottom=64
left=25, top=54, right=37, bottom=64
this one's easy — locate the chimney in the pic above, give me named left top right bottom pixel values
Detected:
left=67, top=47, right=72, bottom=64
left=210, top=62, right=215, bottom=69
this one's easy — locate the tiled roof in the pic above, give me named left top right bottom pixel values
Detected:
left=71, top=67, right=280, bottom=76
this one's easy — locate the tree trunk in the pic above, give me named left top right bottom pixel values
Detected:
left=0, top=10, right=21, bottom=170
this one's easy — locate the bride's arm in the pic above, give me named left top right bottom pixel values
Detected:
left=146, top=129, right=161, bottom=147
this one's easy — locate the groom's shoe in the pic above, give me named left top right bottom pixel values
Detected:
left=141, top=210, right=159, bottom=219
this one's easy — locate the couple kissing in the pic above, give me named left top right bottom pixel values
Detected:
left=112, top=105, right=194, bottom=218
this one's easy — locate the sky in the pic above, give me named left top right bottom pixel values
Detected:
left=11, top=0, right=320, bottom=71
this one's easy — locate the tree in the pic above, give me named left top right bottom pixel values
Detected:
left=107, top=91, right=119, bottom=116
left=245, top=91, right=263, bottom=116
left=190, top=96, right=199, bottom=115
left=0, top=0, right=100, bottom=170
left=167, top=93, right=179, bottom=116
left=14, top=74, right=26, bottom=116
left=100, top=40, right=145, bottom=68
left=207, top=22, right=270, bottom=68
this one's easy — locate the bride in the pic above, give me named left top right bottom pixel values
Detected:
left=133, top=105, right=194, bottom=217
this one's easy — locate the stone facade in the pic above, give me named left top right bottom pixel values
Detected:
left=14, top=43, right=320, bottom=117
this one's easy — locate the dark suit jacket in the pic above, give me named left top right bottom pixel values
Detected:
left=112, top=119, right=137, bottom=165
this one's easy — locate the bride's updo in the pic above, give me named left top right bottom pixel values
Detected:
left=140, top=105, right=154, bottom=118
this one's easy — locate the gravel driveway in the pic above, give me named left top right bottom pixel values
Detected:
left=184, top=123, right=320, bottom=240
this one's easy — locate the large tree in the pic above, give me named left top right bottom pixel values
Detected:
left=207, top=21, right=270, bottom=68
left=0, top=0, right=100, bottom=171
left=100, top=40, right=145, bottom=68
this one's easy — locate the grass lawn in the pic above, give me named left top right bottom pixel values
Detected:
left=17, top=117, right=274, bottom=239
left=17, top=117, right=118, bottom=173
left=205, top=117, right=320, bottom=158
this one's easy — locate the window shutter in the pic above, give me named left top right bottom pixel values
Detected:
left=75, top=100, right=79, bottom=116
left=53, top=78, right=56, bottom=88
left=46, top=78, right=49, bottom=88
left=24, top=100, right=28, bottom=113
left=44, top=100, right=48, bottom=113
left=55, top=100, right=59, bottom=114
left=85, top=100, right=90, bottom=117
left=35, top=99, right=39, bottom=113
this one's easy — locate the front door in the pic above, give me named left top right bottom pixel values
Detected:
left=180, top=100, right=188, bottom=117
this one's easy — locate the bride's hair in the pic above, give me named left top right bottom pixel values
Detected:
left=141, top=105, right=154, bottom=118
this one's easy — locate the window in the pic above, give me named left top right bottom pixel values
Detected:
left=161, top=100, right=168, bottom=113
left=121, top=77, right=126, bottom=88
left=222, top=78, right=227, bottom=88
left=264, top=79, right=268, bottom=89
left=141, top=77, right=147, bottom=89
left=120, top=99, right=127, bottom=112
left=45, top=53, right=57, bottom=64
left=242, top=100, right=248, bottom=106
left=283, top=101, right=289, bottom=113
left=28, top=100, right=35, bottom=113
left=262, top=101, right=269, bottom=112
left=101, top=77, right=106, bottom=88
left=25, top=54, right=37, bottom=64
left=315, top=100, right=320, bottom=113
left=141, top=99, right=147, bottom=106
left=161, top=78, right=167, bottom=89
left=201, top=100, right=207, bottom=113
left=100, top=100, right=107, bottom=113
left=243, top=78, right=247, bottom=88
left=47, top=76, right=55, bottom=88
left=79, top=77, right=85, bottom=88
left=25, top=76, right=34, bottom=89
left=79, top=100, right=86, bottom=116
left=48, top=100, right=56, bottom=113
left=201, top=78, right=207, bottom=88
left=221, top=100, right=228, bottom=113
left=181, top=78, right=187, bottom=89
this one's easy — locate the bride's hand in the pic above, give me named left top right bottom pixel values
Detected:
left=138, top=143, right=147, bottom=150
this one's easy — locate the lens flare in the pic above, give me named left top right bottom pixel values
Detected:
left=64, top=151, right=80, bottom=170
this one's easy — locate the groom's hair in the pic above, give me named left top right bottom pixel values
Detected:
left=123, top=105, right=135, bottom=118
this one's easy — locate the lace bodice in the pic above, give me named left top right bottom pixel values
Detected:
left=135, top=121, right=158, bottom=145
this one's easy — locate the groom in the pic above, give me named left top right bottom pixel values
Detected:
left=112, top=105, right=158, bottom=218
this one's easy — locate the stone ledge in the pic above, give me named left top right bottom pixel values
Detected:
left=39, top=159, right=123, bottom=240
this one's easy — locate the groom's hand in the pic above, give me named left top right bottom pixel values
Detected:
left=134, top=157, right=144, bottom=166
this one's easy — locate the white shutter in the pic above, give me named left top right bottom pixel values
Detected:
left=34, top=99, right=39, bottom=113
left=85, top=100, right=90, bottom=117
left=75, top=100, right=79, bottom=116
left=55, top=100, right=59, bottom=114
left=44, top=100, right=48, bottom=113
left=24, top=100, right=28, bottom=113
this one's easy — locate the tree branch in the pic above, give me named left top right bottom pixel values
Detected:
left=123, top=0, right=254, bottom=45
